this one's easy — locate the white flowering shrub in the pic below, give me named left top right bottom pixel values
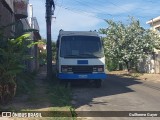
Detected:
left=99, top=18, right=160, bottom=71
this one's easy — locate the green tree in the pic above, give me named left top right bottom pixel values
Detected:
left=100, top=18, right=160, bottom=71
left=38, top=40, right=56, bottom=65
left=38, top=39, right=47, bottom=66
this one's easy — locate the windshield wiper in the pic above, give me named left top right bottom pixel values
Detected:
left=79, top=53, right=98, bottom=57
left=64, top=53, right=100, bottom=58
left=64, top=54, right=79, bottom=58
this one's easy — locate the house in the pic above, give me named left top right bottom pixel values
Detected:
left=0, top=0, right=41, bottom=72
left=15, top=3, right=41, bottom=72
left=26, top=4, right=41, bottom=72
left=0, top=0, right=29, bottom=37
left=138, top=16, right=160, bottom=74
left=0, top=0, right=15, bottom=38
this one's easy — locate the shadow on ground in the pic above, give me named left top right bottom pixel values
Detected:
left=0, top=66, right=143, bottom=111
left=71, top=74, right=143, bottom=108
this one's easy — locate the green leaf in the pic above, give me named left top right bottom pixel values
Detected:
left=27, top=41, right=45, bottom=48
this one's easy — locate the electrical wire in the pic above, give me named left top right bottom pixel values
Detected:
left=72, top=0, right=159, bottom=19
left=54, top=0, right=63, bottom=19
left=55, top=0, right=159, bottom=25
left=55, top=4, right=104, bottom=20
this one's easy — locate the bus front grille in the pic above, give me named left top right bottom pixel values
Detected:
left=61, top=65, right=104, bottom=73
left=72, top=66, right=93, bottom=73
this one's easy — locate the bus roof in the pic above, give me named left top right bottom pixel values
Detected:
left=58, top=30, right=99, bottom=37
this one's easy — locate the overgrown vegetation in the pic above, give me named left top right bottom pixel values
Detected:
left=0, top=24, right=44, bottom=104
left=38, top=39, right=56, bottom=65
left=42, top=70, right=77, bottom=118
left=0, top=33, right=34, bottom=104
left=16, top=72, right=36, bottom=96
left=106, top=57, right=119, bottom=71
left=47, top=81, right=72, bottom=106
left=0, top=76, right=76, bottom=119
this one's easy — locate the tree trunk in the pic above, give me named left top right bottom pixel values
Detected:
left=119, top=63, right=123, bottom=70
left=0, top=82, right=17, bottom=105
left=125, top=61, right=131, bottom=72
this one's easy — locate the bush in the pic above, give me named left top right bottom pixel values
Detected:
left=106, top=58, right=119, bottom=71
left=16, top=72, right=36, bottom=95
left=0, top=33, right=33, bottom=104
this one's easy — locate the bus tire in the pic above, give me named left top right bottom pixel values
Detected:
left=95, top=79, right=102, bottom=88
left=65, top=81, right=69, bottom=88
left=59, top=80, right=66, bottom=86
left=60, top=80, right=70, bottom=88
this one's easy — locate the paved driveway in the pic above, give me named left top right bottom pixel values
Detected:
left=71, top=74, right=160, bottom=120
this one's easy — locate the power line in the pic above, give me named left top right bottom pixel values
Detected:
left=54, top=0, right=63, bottom=18
left=55, top=1, right=131, bottom=19
left=56, top=3, right=151, bottom=20
left=57, top=0, right=114, bottom=17
left=55, top=4, right=104, bottom=20
left=73, top=0, right=109, bottom=13
left=55, top=0, right=159, bottom=24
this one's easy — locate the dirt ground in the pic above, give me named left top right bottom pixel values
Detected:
left=0, top=66, right=73, bottom=120
left=109, top=70, right=160, bottom=83
left=137, top=73, right=160, bottom=82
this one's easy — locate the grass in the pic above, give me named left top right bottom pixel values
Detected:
left=25, top=70, right=77, bottom=119
left=0, top=68, right=77, bottom=120
left=46, top=83, right=71, bottom=106
left=109, top=69, right=144, bottom=78
left=47, top=70, right=72, bottom=106
left=44, top=71, right=77, bottom=119
left=130, top=72, right=143, bottom=78
left=16, top=72, right=36, bottom=96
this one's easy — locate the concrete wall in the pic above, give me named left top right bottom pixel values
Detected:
left=138, top=51, right=160, bottom=74
left=150, top=21, right=160, bottom=30
left=154, top=50, right=160, bottom=73
left=4, top=0, right=14, bottom=12
left=145, top=16, right=160, bottom=74
left=0, top=1, right=40, bottom=73
left=0, top=1, right=15, bottom=38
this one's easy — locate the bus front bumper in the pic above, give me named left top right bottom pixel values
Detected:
left=58, top=73, right=107, bottom=80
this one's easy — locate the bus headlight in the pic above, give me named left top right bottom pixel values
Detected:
left=61, top=66, right=68, bottom=73
left=97, top=67, right=103, bottom=72
left=97, top=66, right=104, bottom=72
left=61, top=66, right=72, bottom=73
left=93, top=66, right=104, bottom=72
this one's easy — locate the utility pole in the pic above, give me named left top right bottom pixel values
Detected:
left=46, top=0, right=55, bottom=80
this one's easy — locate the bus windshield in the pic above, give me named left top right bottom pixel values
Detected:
left=60, top=36, right=104, bottom=58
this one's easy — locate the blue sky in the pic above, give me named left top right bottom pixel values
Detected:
left=29, top=0, right=160, bottom=40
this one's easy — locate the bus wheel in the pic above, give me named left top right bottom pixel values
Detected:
left=95, top=79, right=102, bottom=88
left=65, top=81, right=70, bottom=88
left=60, top=80, right=70, bottom=88
left=59, top=80, right=66, bottom=86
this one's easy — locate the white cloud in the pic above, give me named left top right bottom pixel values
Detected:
left=52, top=7, right=103, bottom=39
left=95, top=3, right=137, bottom=15
left=29, top=0, right=159, bottom=39
left=29, top=0, right=103, bottom=40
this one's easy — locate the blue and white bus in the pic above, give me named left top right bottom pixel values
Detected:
left=56, top=30, right=106, bottom=87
